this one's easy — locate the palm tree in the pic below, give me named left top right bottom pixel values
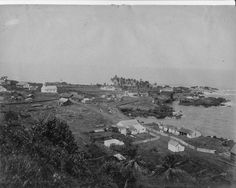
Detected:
left=152, top=154, right=195, bottom=184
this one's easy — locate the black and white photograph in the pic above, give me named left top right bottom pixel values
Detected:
left=0, top=1, right=236, bottom=187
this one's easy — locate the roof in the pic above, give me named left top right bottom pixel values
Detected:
left=231, top=145, right=236, bottom=154
left=168, top=140, right=180, bottom=147
left=59, top=98, right=69, bottom=103
left=164, top=124, right=178, bottom=130
left=42, top=85, right=57, bottom=89
left=179, top=127, right=192, bottom=134
left=117, top=119, right=145, bottom=131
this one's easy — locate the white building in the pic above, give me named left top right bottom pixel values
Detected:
left=0, top=86, right=7, bottom=92
left=187, top=130, right=201, bottom=138
left=41, top=83, right=57, bottom=93
left=116, top=119, right=146, bottom=135
left=100, top=86, right=116, bottom=91
left=81, top=98, right=90, bottom=104
left=168, top=140, right=185, bottom=152
left=104, top=139, right=124, bottom=147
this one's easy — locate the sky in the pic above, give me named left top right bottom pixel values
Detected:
left=0, top=5, right=235, bottom=89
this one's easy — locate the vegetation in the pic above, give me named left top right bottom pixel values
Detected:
left=111, top=75, right=152, bottom=90
left=179, top=97, right=227, bottom=107
left=0, top=110, right=234, bottom=187
left=119, top=104, right=174, bottom=119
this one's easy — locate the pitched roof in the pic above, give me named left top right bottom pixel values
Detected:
left=42, top=85, right=57, bottom=89
left=168, top=139, right=180, bottom=147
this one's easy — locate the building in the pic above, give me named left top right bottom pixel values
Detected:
left=104, top=139, right=124, bottom=147
left=0, top=86, right=7, bottom=92
left=116, top=119, right=146, bottom=135
left=187, top=130, right=201, bottom=138
left=16, top=81, right=30, bottom=89
left=81, top=98, right=90, bottom=104
left=100, top=85, right=116, bottom=91
left=178, top=127, right=201, bottom=138
left=168, top=140, right=185, bottom=152
left=41, top=83, right=57, bottom=93
left=58, top=98, right=72, bottom=106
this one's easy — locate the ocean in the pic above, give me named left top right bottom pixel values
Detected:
left=162, top=90, right=236, bottom=141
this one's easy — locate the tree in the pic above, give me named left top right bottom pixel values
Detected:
left=152, top=154, right=195, bottom=184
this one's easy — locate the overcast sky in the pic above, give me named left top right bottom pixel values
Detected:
left=0, top=5, right=235, bottom=89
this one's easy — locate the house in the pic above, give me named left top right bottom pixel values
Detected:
left=168, top=140, right=185, bottom=152
left=165, top=125, right=180, bottom=135
left=58, top=98, right=72, bottom=106
left=16, top=81, right=30, bottom=89
left=116, top=119, right=146, bottom=135
left=41, top=83, right=57, bottom=93
left=187, top=130, right=201, bottom=138
left=0, top=86, right=7, bottom=92
left=124, top=91, right=139, bottom=97
left=179, top=127, right=192, bottom=136
left=104, top=139, right=124, bottom=147
left=100, top=85, right=116, bottom=91
left=81, top=98, right=90, bottom=104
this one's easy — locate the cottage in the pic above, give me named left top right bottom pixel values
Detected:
left=58, top=98, right=72, bottom=106
left=104, top=139, right=124, bottom=147
left=116, top=119, right=146, bottom=135
left=165, top=125, right=180, bottom=135
left=100, top=85, right=116, bottom=91
left=178, top=128, right=191, bottom=136
left=187, top=130, right=201, bottom=138
left=81, top=98, right=90, bottom=104
left=168, top=140, right=185, bottom=152
left=41, top=83, right=57, bottom=93
left=0, top=86, right=7, bottom=92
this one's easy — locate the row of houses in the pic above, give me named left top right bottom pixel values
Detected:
left=159, top=124, right=201, bottom=138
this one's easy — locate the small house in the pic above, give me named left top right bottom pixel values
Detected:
left=58, top=98, right=72, bottom=106
left=187, top=130, right=201, bottom=138
left=179, top=128, right=191, bottom=136
left=104, top=139, right=124, bottom=147
left=100, top=85, right=116, bottom=91
left=82, top=98, right=90, bottom=104
left=116, top=119, right=146, bottom=135
left=168, top=140, right=185, bottom=152
left=41, top=83, right=57, bottom=93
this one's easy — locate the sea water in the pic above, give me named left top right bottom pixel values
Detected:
left=162, top=90, right=236, bottom=141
